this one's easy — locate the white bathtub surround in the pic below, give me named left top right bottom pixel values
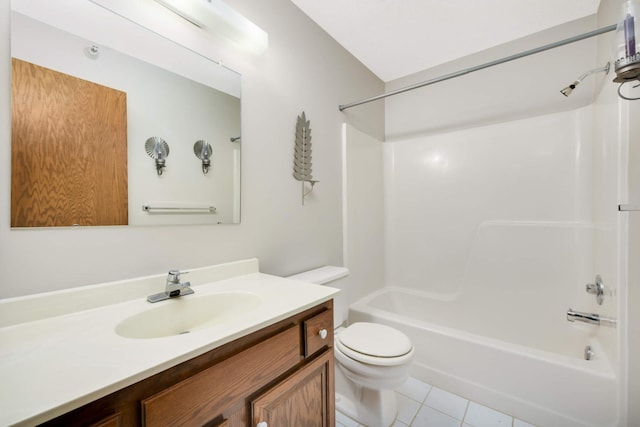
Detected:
left=342, top=124, right=385, bottom=302
left=367, top=99, right=623, bottom=426
left=384, top=110, right=595, bottom=299
left=0, top=259, right=339, bottom=426
left=348, top=288, right=616, bottom=427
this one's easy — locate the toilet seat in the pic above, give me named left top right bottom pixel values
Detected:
left=336, top=322, right=413, bottom=366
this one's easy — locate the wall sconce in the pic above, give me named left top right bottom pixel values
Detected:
left=613, top=0, right=640, bottom=100
left=145, top=136, right=170, bottom=175
left=153, top=0, right=268, bottom=54
left=193, top=140, right=213, bottom=174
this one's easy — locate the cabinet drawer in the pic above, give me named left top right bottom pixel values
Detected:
left=142, top=325, right=301, bottom=426
left=89, top=414, right=121, bottom=427
left=303, top=309, right=333, bottom=357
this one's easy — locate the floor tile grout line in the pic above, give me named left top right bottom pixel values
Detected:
left=423, top=402, right=468, bottom=424
left=461, top=399, right=471, bottom=424
left=403, top=393, right=420, bottom=427
left=406, top=383, right=433, bottom=427
left=422, top=383, right=433, bottom=404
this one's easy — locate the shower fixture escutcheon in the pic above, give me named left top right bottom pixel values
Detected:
left=586, top=275, right=606, bottom=305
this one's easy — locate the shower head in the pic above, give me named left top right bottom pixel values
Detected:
left=560, top=62, right=610, bottom=97
left=560, top=81, right=579, bottom=97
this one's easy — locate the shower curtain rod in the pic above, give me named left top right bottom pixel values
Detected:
left=338, top=24, right=617, bottom=111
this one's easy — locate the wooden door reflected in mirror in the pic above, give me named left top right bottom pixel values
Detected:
left=11, top=58, right=128, bottom=227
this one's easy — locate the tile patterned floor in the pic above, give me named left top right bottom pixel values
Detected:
left=335, top=377, right=537, bottom=427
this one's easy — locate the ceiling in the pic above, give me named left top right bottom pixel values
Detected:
left=290, top=0, right=602, bottom=82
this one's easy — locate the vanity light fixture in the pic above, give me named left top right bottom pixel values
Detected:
left=153, top=0, right=268, bottom=54
left=193, top=140, right=213, bottom=174
left=145, top=136, right=170, bottom=175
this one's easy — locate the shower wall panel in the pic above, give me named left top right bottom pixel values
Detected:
left=384, top=109, right=593, bottom=299
left=342, top=124, right=385, bottom=304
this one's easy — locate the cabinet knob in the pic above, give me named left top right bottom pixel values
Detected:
left=257, top=422, right=268, bottom=427
left=318, top=328, right=328, bottom=339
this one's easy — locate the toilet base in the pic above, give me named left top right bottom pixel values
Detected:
left=335, top=364, right=398, bottom=427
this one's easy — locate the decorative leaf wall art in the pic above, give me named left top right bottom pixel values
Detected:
left=293, top=111, right=318, bottom=205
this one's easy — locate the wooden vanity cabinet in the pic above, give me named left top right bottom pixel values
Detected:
left=251, top=349, right=333, bottom=427
left=39, top=300, right=334, bottom=427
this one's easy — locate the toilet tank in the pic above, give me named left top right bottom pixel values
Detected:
left=287, top=266, right=349, bottom=327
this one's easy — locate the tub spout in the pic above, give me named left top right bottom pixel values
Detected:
left=567, top=308, right=616, bottom=328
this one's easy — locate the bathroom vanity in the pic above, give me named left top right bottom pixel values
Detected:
left=0, top=259, right=338, bottom=426
left=43, top=301, right=334, bottom=426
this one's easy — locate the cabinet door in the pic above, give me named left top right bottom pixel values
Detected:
left=252, top=349, right=334, bottom=427
left=142, top=326, right=301, bottom=426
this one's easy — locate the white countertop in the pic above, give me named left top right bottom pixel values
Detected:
left=0, top=259, right=338, bottom=426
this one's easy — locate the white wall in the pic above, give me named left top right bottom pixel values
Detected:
left=0, top=0, right=384, bottom=298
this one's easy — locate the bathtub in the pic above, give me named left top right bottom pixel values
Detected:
left=348, top=287, right=618, bottom=427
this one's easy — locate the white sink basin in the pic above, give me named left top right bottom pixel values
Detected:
left=115, top=292, right=262, bottom=339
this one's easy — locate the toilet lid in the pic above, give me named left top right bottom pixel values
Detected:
left=337, top=322, right=412, bottom=358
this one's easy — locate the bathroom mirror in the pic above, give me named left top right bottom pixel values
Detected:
left=10, top=0, right=241, bottom=227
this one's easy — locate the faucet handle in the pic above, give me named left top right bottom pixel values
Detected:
left=585, top=274, right=605, bottom=305
left=168, top=269, right=189, bottom=283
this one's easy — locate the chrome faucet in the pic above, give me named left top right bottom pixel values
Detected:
left=147, top=270, right=194, bottom=303
left=567, top=308, right=616, bottom=328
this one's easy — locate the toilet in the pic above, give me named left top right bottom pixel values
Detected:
left=288, top=266, right=414, bottom=427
